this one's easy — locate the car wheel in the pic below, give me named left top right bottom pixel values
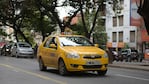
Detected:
left=58, top=59, right=68, bottom=76
left=39, top=58, right=47, bottom=71
left=97, top=69, right=107, bottom=76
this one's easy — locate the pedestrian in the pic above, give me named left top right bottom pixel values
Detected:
left=34, top=44, right=38, bottom=57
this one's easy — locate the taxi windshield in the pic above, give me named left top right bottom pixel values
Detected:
left=59, top=36, right=94, bottom=46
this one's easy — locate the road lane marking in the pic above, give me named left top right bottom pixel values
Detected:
left=0, top=63, right=67, bottom=84
left=115, top=74, right=149, bottom=81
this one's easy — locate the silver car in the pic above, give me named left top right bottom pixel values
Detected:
left=11, top=42, right=34, bottom=58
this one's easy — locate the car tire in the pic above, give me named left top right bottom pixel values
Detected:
left=39, top=58, right=47, bottom=71
left=58, top=59, right=68, bottom=76
left=97, top=69, right=107, bottom=76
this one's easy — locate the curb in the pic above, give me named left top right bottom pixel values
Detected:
left=108, top=64, right=149, bottom=71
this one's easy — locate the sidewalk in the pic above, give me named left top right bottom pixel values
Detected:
left=108, top=60, right=149, bottom=71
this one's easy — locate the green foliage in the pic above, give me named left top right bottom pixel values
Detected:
left=93, top=18, right=107, bottom=50
left=0, top=0, right=118, bottom=45
left=124, top=43, right=129, bottom=49
left=70, top=18, right=85, bottom=35
left=0, top=29, right=7, bottom=36
left=70, top=5, right=107, bottom=50
left=0, top=0, right=56, bottom=43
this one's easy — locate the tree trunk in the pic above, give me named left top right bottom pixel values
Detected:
left=13, top=24, right=19, bottom=42
left=89, top=5, right=100, bottom=36
left=17, top=28, right=31, bottom=45
left=79, top=1, right=90, bottom=38
left=40, top=12, right=45, bottom=41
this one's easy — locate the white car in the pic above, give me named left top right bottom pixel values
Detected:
left=11, top=42, right=34, bottom=58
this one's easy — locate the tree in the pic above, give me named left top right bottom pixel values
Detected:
left=35, top=0, right=81, bottom=33
left=0, top=0, right=120, bottom=44
left=0, top=0, right=31, bottom=44
left=93, top=18, right=107, bottom=50
left=64, top=0, right=105, bottom=39
left=0, top=0, right=56, bottom=43
left=33, top=0, right=56, bottom=41
left=0, top=29, right=7, bottom=36
left=71, top=11, right=107, bottom=49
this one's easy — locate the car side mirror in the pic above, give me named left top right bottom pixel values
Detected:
left=94, top=44, right=99, bottom=47
left=49, top=44, right=57, bottom=49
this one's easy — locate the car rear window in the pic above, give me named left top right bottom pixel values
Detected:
left=18, top=44, right=30, bottom=48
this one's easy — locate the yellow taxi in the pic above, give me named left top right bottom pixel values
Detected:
left=37, top=35, right=108, bottom=76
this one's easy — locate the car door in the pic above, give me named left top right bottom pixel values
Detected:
left=11, top=43, right=17, bottom=56
left=42, top=38, right=52, bottom=65
left=48, top=37, right=58, bottom=67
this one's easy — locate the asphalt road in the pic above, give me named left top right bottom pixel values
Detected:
left=0, top=56, right=149, bottom=84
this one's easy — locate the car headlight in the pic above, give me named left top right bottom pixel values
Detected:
left=6, top=49, right=9, bottom=51
left=67, top=52, right=80, bottom=59
left=103, top=53, right=108, bottom=58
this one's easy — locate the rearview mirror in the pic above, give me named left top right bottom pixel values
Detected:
left=94, top=44, right=99, bottom=47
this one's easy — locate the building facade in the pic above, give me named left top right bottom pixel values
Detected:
left=105, top=0, right=149, bottom=52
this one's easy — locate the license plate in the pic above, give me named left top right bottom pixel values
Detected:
left=86, top=60, right=100, bottom=65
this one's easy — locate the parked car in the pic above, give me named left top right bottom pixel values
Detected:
left=112, top=51, right=118, bottom=61
left=11, top=42, right=34, bottom=58
left=121, top=49, right=142, bottom=62
left=37, top=35, right=108, bottom=76
left=112, top=51, right=124, bottom=61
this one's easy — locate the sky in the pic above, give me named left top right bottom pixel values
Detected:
left=57, top=0, right=74, bottom=20
left=57, top=7, right=72, bottom=20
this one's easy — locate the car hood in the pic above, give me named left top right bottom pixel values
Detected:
left=18, top=47, right=33, bottom=51
left=62, top=46, right=105, bottom=55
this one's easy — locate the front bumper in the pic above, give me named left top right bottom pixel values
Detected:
left=65, top=58, right=108, bottom=71
left=18, top=52, right=34, bottom=57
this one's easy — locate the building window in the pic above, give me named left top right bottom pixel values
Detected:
left=119, top=31, right=123, bottom=42
left=119, top=15, right=123, bottom=26
left=120, top=0, right=124, bottom=4
left=130, top=31, right=135, bottom=42
left=113, top=17, right=117, bottom=27
left=113, top=15, right=123, bottom=27
left=112, top=32, right=117, bottom=42
left=100, top=4, right=106, bottom=16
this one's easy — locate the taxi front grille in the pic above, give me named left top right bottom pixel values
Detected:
left=83, top=65, right=102, bottom=69
left=83, top=55, right=102, bottom=59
